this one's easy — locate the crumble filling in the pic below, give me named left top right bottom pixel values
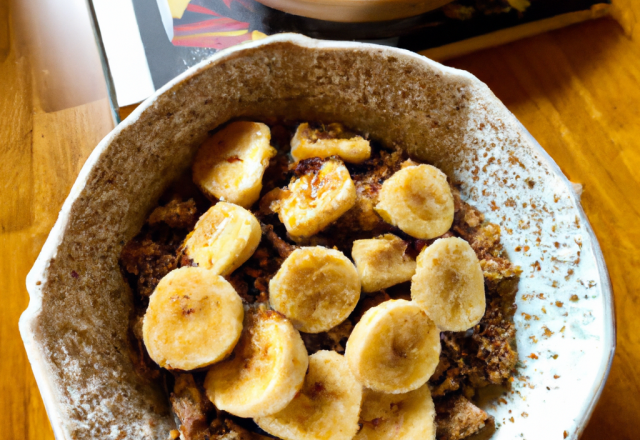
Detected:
left=120, top=121, right=520, bottom=440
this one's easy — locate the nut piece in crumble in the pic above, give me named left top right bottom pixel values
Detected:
left=435, top=394, right=495, bottom=440
left=170, top=374, right=214, bottom=440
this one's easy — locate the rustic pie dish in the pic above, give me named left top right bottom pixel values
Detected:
left=20, top=34, right=614, bottom=440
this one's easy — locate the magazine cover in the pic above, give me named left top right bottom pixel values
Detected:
left=88, top=0, right=610, bottom=117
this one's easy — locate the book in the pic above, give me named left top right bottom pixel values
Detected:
left=87, top=0, right=611, bottom=121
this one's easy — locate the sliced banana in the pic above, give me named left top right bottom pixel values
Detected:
left=193, top=121, right=277, bottom=208
left=355, top=384, right=436, bottom=440
left=183, top=202, right=261, bottom=275
left=269, top=247, right=360, bottom=333
left=204, top=309, right=308, bottom=418
left=276, top=158, right=356, bottom=238
left=255, top=350, right=362, bottom=440
left=291, top=123, right=371, bottom=164
left=345, top=299, right=440, bottom=394
left=352, top=234, right=417, bottom=293
left=143, top=267, right=244, bottom=370
left=375, top=163, right=454, bottom=239
left=411, top=237, right=485, bottom=332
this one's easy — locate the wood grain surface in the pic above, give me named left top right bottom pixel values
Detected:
left=1, top=0, right=638, bottom=438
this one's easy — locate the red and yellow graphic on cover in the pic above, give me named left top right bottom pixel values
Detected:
left=166, top=0, right=267, bottom=49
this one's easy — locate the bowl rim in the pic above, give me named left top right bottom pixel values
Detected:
left=19, top=33, right=615, bottom=440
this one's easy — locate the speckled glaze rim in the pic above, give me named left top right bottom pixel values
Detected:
left=19, top=34, right=615, bottom=440
left=510, top=118, right=616, bottom=438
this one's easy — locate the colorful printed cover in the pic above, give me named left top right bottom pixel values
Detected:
left=166, top=0, right=267, bottom=49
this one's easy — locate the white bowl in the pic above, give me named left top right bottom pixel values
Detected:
left=20, top=34, right=615, bottom=440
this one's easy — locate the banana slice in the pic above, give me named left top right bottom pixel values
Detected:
left=143, top=267, right=244, bottom=370
left=204, top=309, right=308, bottom=418
left=193, top=121, right=277, bottom=208
left=291, top=123, right=371, bottom=164
left=275, top=158, right=356, bottom=238
left=411, top=237, right=485, bottom=332
left=355, top=384, right=436, bottom=440
left=375, top=163, right=454, bottom=239
left=183, top=202, right=261, bottom=275
left=352, top=234, right=417, bottom=293
left=269, top=247, right=360, bottom=333
left=345, top=299, right=440, bottom=394
left=255, top=350, right=362, bottom=440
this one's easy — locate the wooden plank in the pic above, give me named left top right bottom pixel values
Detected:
left=0, top=6, right=33, bottom=233
left=31, top=100, right=113, bottom=231
left=0, top=98, right=113, bottom=440
left=0, top=6, right=41, bottom=439
left=0, top=6, right=113, bottom=440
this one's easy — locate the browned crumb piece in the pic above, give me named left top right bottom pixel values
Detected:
left=468, top=295, right=518, bottom=387
left=232, top=251, right=273, bottom=303
left=120, top=199, right=199, bottom=297
left=351, top=147, right=405, bottom=185
left=261, top=223, right=297, bottom=259
left=300, top=319, right=354, bottom=355
left=451, top=187, right=522, bottom=274
left=225, top=272, right=252, bottom=303
left=148, top=199, right=199, bottom=229
left=337, top=181, right=386, bottom=233
left=435, top=394, right=495, bottom=440
left=338, top=148, right=405, bottom=233
left=120, top=235, right=178, bottom=297
left=170, top=374, right=214, bottom=440
left=451, top=185, right=521, bottom=293
left=260, top=152, right=291, bottom=196
left=293, top=156, right=325, bottom=176
left=226, top=225, right=295, bottom=304
left=128, top=314, right=162, bottom=381
left=433, top=287, right=518, bottom=391
left=481, top=256, right=522, bottom=291
left=430, top=356, right=462, bottom=397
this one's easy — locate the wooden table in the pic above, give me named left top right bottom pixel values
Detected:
left=1, top=0, right=638, bottom=438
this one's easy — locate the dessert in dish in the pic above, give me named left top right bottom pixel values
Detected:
left=120, top=119, right=521, bottom=440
